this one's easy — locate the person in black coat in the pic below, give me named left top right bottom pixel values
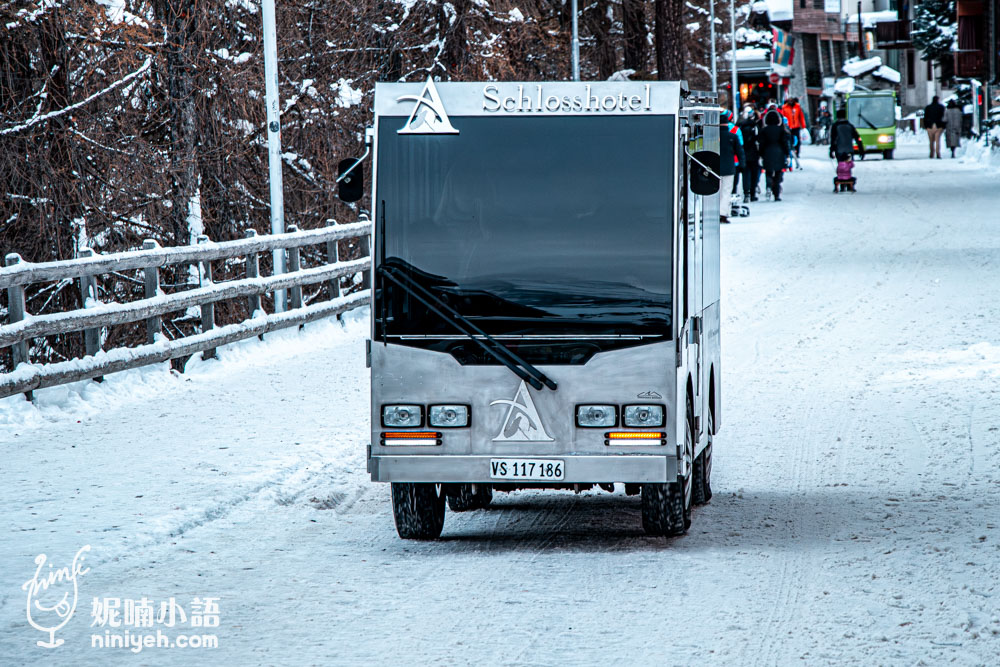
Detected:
left=923, top=95, right=946, bottom=159
left=718, top=109, right=746, bottom=222
left=829, top=109, right=864, bottom=162
left=757, top=109, right=790, bottom=201
left=738, top=106, right=762, bottom=202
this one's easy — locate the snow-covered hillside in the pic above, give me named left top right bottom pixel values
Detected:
left=2, top=142, right=999, bottom=665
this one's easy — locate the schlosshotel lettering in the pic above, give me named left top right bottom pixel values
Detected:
left=482, top=84, right=651, bottom=113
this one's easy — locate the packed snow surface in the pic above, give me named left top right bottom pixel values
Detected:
left=2, top=143, right=1000, bottom=664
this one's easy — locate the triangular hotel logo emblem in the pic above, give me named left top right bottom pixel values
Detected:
left=491, top=381, right=554, bottom=442
left=396, top=77, right=459, bottom=135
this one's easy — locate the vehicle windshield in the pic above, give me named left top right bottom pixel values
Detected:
left=375, top=115, right=674, bottom=363
left=849, top=96, right=895, bottom=129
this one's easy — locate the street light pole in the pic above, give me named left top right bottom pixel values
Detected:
left=730, top=0, right=738, bottom=114
left=571, top=0, right=580, bottom=81
left=710, top=0, right=717, bottom=92
left=262, top=0, right=286, bottom=312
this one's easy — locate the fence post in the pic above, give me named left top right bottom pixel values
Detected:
left=4, top=254, right=32, bottom=400
left=77, top=249, right=104, bottom=384
left=142, top=240, right=161, bottom=344
left=244, top=229, right=262, bottom=316
left=359, top=232, right=371, bottom=290
left=197, top=235, right=216, bottom=359
left=286, top=225, right=302, bottom=310
left=326, top=220, right=341, bottom=301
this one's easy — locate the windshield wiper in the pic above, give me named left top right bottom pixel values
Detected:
left=857, top=113, right=877, bottom=129
left=379, top=266, right=558, bottom=391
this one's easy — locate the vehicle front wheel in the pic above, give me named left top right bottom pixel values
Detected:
left=446, top=483, right=493, bottom=512
left=391, top=482, right=445, bottom=539
left=642, top=397, right=694, bottom=536
left=883, top=149, right=894, bottom=160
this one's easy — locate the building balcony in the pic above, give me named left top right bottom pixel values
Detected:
left=874, top=20, right=912, bottom=49
left=954, top=51, right=987, bottom=78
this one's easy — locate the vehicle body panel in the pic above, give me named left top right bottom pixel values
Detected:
left=367, top=81, right=720, bottom=486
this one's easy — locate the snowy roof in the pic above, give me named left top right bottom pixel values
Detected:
left=834, top=77, right=856, bottom=94
left=873, top=65, right=901, bottom=84
left=735, top=26, right=773, bottom=46
left=759, top=0, right=793, bottom=22
left=845, top=10, right=899, bottom=28
left=843, top=56, right=882, bottom=77
left=842, top=57, right=901, bottom=84
left=726, top=47, right=771, bottom=62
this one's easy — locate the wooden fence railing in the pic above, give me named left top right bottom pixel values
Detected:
left=0, top=221, right=371, bottom=400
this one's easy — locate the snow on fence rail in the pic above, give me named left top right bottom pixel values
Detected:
left=0, top=221, right=371, bottom=400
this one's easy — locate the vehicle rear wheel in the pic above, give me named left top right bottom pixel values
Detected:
left=692, top=408, right=714, bottom=505
left=883, top=149, right=894, bottom=160
left=391, top=483, right=445, bottom=539
left=446, top=483, right=493, bottom=512
left=642, top=396, right=694, bottom=536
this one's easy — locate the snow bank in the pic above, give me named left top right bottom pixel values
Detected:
left=0, top=307, right=369, bottom=429
left=958, top=138, right=1000, bottom=172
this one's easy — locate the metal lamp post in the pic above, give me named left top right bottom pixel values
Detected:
left=571, top=0, right=580, bottom=81
left=262, top=0, right=286, bottom=311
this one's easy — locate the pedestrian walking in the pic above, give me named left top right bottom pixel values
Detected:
left=739, top=105, right=762, bottom=202
left=945, top=99, right=963, bottom=158
left=923, top=96, right=946, bottom=159
left=719, top=109, right=746, bottom=223
left=813, top=102, right=832, bottom=145
left=758, top=109, right=790, bottom=201
left=782, top=97, right=807, bottom=163
left=829, top=109, right=865, bottom=192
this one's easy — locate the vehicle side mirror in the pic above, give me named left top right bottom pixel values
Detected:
left=689, top=150, right=720, bottom=196
left=337, top=158, right=364, bottom=202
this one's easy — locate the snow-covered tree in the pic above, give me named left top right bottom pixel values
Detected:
left=911, top=0, right=957, bottom=65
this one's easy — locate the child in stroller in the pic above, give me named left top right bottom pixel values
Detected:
left=833, top=154, right=856, bottom=192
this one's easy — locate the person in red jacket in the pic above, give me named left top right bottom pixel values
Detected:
left=781, top=97, right=807, bottom=161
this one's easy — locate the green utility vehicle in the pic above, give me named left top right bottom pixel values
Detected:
left=839, top=90, right=897, bottom=159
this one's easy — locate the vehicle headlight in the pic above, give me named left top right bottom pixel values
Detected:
left=877, top=134, right=892, bottom=143
left=623, top=405, right=665, bottom=427
left=382, top=404, right=422, bottom=427
left=428, top=404, right=469, bottom=428
left=576, top=405, right=617, bottom=428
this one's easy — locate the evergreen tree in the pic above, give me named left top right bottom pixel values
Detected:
left=911, top=0, right=957, bottom=65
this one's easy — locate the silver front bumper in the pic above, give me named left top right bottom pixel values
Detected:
left=370, top=454, right=677, bottom=483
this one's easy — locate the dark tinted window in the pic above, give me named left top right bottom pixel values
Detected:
left=375, top=115, right=674, bottom=360
left=849, top=96, right=895, bottom=129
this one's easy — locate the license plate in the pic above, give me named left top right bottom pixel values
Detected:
left=490, top=458, right=564, bottom=481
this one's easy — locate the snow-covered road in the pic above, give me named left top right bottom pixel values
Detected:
left=3, top=142, right=999, bottom=665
